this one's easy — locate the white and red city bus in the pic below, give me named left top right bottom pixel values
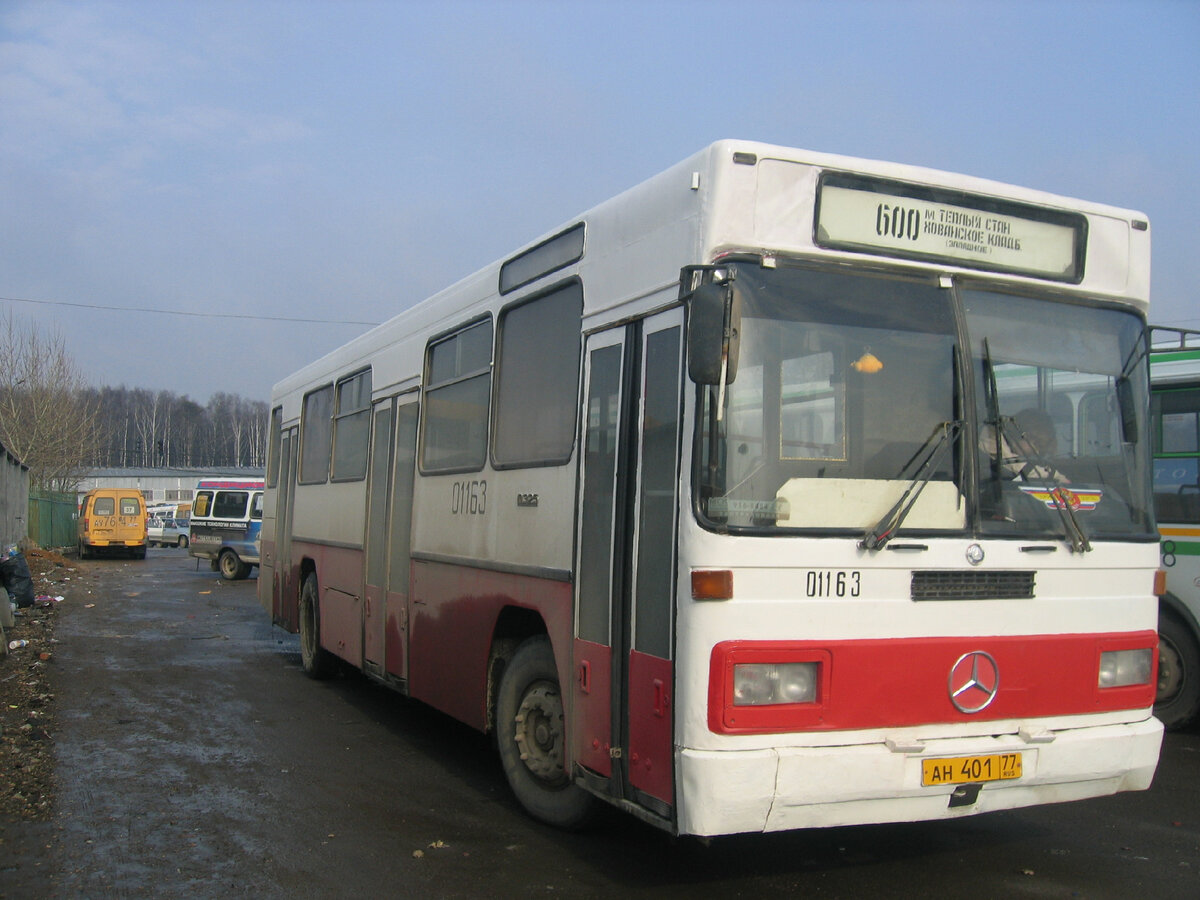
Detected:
left=259, top=141, right=1162, bottom=836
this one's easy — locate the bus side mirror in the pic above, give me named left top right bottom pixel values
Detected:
left=687, top=282, right=741, bottom=385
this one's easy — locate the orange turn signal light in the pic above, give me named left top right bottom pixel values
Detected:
left=692, top=569, right=733, bottom=601
left=1153, top=569, right=1167, bottom=597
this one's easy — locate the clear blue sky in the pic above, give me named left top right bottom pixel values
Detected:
left=2, top=0, right=1197, bottom=402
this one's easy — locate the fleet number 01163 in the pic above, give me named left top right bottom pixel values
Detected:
left=451, top=479, right=487, bottom=516
left=805, top=570, right=861, bottom=598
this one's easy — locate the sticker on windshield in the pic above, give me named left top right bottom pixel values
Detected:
left=1017, top=485, right=1101, bottom=512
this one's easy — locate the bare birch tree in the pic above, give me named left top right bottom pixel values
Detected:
left=0, top=311, right=100, bottom=490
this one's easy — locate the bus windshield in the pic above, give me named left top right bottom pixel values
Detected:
left=964, top=288, right=1153, bottom=541
left=695, top=263, right=1154, bottom=542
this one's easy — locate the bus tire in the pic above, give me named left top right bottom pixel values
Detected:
left=496, top=636, right=593, bottom=829
left=1156, top=608, right=1200, bottom=730
left=218, top=549, right=249, bottom=580
left=298, top=573, right=337, bottom=680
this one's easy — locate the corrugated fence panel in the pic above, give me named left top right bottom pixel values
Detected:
left=0, top=444, right=29, bottom=546
left=29, top=490, right=77, bottom=549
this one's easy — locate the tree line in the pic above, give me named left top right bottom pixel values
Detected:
left=0, top=312, right=267, bottom=491
left=83, top=387, right=269, bottom=472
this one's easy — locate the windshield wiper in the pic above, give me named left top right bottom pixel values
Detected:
left=997, top=415, right=1092, bottom=554
left=861, top=420, right=963, bottom=552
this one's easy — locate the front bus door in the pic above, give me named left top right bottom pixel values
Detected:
left=574, top=307, right=684, bottom=820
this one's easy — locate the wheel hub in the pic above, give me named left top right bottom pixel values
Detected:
left=513, top=682, right=565, bottom=783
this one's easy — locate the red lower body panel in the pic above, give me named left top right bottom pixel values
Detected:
left=709, top=631, right=1158, bottom=735
left=409, top=560, right=573, bottom=732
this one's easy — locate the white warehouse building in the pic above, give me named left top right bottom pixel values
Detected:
left=74, top=467, right=265, bottom=507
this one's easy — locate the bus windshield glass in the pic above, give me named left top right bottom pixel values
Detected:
left=695, top=263, right=1154, bottom=542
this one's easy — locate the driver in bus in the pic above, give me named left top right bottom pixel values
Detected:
left=982, top=407, right=1068, bottom=483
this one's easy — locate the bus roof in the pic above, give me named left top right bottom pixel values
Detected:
left=272, top=140, right=1152, bottom=409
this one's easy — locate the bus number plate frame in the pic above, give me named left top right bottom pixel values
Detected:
left=921, top=752, right=1022, bottom=786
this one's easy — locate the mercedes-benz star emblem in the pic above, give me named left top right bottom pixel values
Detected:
left=948, top=650, right=1000, bottom=714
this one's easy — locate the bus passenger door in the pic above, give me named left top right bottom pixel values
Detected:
left=574, top=308, right=683, bottom=818
left=274, top=428, right=298, bottom=630
left=363, top=400, right=394, bottom=674
left=363, top=397, right=418, bottom=683
left=386, top=401, right=418, bottom=682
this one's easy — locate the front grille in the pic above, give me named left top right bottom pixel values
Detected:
left=911, top=570, right=1035, bottom=601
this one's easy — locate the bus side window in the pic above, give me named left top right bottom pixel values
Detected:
left=493, top=282, right=583, bottom=467
left=332, top=369, right=372, bottom=481
left=1153, top=387, right=1200, bottom=523
left=266, top=406, right=283, bottom=488
left=213, top=491, right=249, bottom=519
left=1159, top=390, right=1200, bottom=453
left=300, top=384, right=335, bottom=484
left=421, top=318, right=493, bottom=472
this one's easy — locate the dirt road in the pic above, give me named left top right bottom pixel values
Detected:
left=3, top=550, right=577, bottom=898
left=2, top=549, right=1198, bottom=898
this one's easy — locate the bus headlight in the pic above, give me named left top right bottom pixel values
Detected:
left=1098, top=649, right=1153, bottom=688
left=733, top=662, right=818, bottom=705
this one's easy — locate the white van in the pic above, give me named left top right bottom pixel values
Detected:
left=187, top=478, right=264, bottom=579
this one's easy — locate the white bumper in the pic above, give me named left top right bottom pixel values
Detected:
left=675, top=717, right=1163, bottom=836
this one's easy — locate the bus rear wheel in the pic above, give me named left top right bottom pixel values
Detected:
left=496, top=636, right=593, bottom=829
left=298, top=573, right=337, bottom=679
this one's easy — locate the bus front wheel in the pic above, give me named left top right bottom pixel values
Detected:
left=1156, top=608, right=1200, bottom=730
left=496, top=636, right=593, bottom=829
left=298, top=573, right=336, bottom=679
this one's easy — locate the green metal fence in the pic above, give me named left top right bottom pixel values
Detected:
left=28, top=490, right=77, bottom=549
